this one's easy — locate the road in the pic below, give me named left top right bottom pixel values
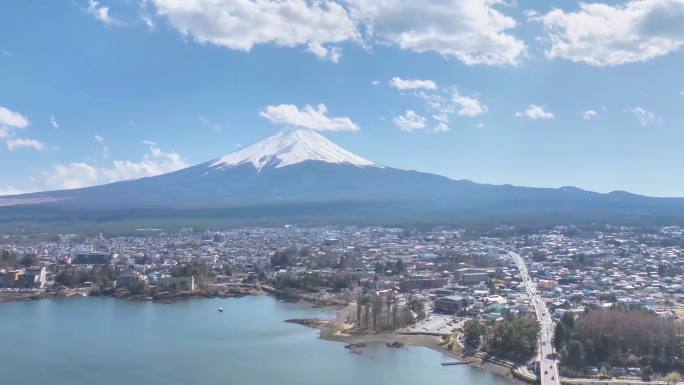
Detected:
left=509, top=251, right=560, bottom=385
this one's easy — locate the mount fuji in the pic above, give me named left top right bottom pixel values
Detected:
left=2, top=128, right=684, bottom=224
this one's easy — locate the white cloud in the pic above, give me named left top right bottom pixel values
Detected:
left=432, top=114, right=449, bottom=123
left=393, top=110, right=427, bottom=131
left=198, top=115, right=222, bottom=132
left=0, top=106, right=29, bottom=138
left=151, top=0, right=526, bottom=65
left=433, top=122, right=450, bottom=132
left=582, top=109, right=598, bottom=120
left=45, top=162, right=99, bottom=190
left=50, top=115, right=59, bottom=128
left=680, top=90, right=684, bottom=96
left=306, top=42, right=343, bottom=63
left=415, top=88, right=488, bottom=118
left=142, top=140, right=157, bottom=146
left=43, top=145, right=188, bottom=190
left=532, top=0, right=684, bottom=66
left=524, top=9, right=540, bottom=18
left=452, top=90, right=488, bottom=117
left=390, top=77, right=437, bottom=90
left=416, top=92, right=449, bottom=112
left=0, top=186, right=23, bottom=196
left=260, top=103, right=359, bottom=131
left=139, top=0, right=156, bottom=30
left=0, top=108, right=50, bottom=151
left=515, top=104, right=554, bottom=120
left=432, top=114, right=450, bottom=132
left=103, top=147, right=187, bottom=182
left=6, top=138, right=46, bottom=151
left=628, top=106, right=663, bottom=126
left=152, top=0, right=359, bottom=61
left=370, top=80, right=380, bottom=86
left=474, top=122, right=485, bottom=128
left=348, top=0, right=526, bottom=65
left=94, top=134, right=105, bottom=142
left=88, top=0, right=124, bottom=26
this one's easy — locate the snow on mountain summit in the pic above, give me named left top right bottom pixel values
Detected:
left=209, top=128, right=382, bottom=171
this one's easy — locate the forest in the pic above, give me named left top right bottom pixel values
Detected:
left=554, top=309, right=684, bottom=374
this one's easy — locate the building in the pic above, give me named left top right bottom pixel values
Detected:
left=73, top=252, right=114, bottom=265
left=18, top=266, right=46, bottom=289
left=398, top=278, right=447, bottom=292
left=158, top=276, right=195, bottom=291
left=2, top=269, right=22, bottom=287
left=434, top=295, right=466, bottom=314
left=455, top=268, right=488, bottom=284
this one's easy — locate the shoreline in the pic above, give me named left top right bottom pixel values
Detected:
left=0, top=283, right=267, bottom=304
left=289, top=304, right=529, bottom=385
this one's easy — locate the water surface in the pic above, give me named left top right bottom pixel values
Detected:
left=0, top=296, right=510, bottom=385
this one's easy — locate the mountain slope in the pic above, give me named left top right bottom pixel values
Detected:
left=2, top=128, right=684, bottom=223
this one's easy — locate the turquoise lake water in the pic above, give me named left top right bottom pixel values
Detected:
left=0, top=296, right=511, bottom=385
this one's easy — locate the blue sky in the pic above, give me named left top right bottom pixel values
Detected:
left=0, top=0, right=683, bottom=196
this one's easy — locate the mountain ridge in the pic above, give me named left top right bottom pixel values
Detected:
left=1, top=128, right=684, bottom=225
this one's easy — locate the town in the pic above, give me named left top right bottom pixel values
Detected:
left=2, top=224, right=684, bottom=383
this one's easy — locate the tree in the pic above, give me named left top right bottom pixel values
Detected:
left=19, top=253, right=39, bottom=267
left=408, top=298, right=427, bottom=320
left=129, top=279, right=148, bottom=295
left=463, top=319, right=486, bottom=348
left=571, top=309, right=681, bottom=370
left=565, top=340, right=585, bottom=369
left=642, top=366, right=654, bottom=381
left=662, top=372, right=682, bottom=385
left=487, top=317, right=540, bottom=362
left=553, top=322, right=567, bottom=350
left=172, top=262, right=212, bottom=286
left=270, top=247, right=297, bottom=268
left=394, top=259, right=405, bottom=274
left=0, top=250, right=18, bottom=268
left=560, top=312, right=575, bottom=330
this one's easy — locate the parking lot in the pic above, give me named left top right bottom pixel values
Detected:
left=404, top=314, right=463, bottom=334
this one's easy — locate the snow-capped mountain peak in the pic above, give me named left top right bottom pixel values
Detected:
left=209, top=128, right=382, bottom=171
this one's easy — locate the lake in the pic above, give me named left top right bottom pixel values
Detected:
left=0, top=296, right=511, bottom=385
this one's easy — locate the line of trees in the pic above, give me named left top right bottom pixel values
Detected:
left=274, top=272, right=356, bottom=292
left=56, top=265, right=117, bottom=288
left=554, top=309, right=684, bottom=373
left=0, top=250, right=39, bottom=269
left=373, top=260, right=406, bottom=275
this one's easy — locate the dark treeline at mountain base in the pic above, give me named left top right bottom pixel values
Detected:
left=554, top=309, right=684, bottom=375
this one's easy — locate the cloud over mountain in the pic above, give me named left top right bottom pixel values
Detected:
left=260, top=103, right=360, bottom=132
